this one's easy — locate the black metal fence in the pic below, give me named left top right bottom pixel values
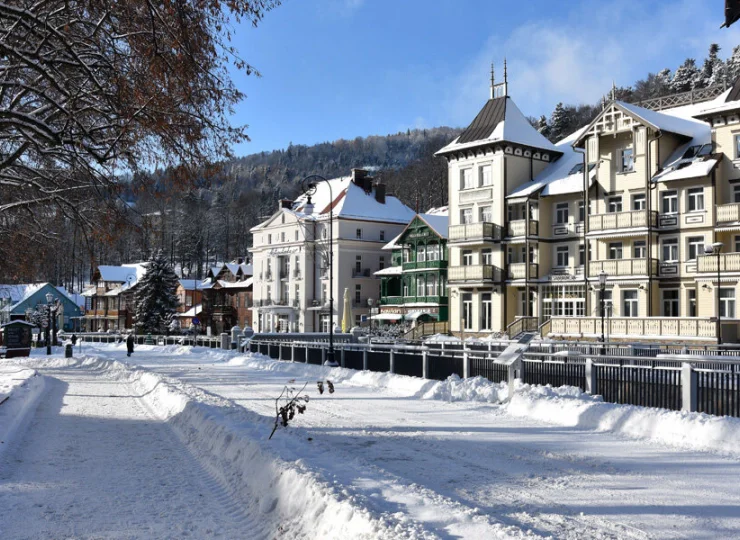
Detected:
left=394, top=353, right=423, bottom=378
left=595, top=362, right=681, bottom=411
left=523, top=358, right=586, bottom=390
left=697, top=365, right=740, bottom=417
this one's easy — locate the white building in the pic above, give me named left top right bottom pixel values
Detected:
left=249, top=169, right=415, bottom=332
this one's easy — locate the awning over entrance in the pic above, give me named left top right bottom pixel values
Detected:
left=404, top=311, right=432, bottom=321
left=370, top=313, right=403, bottom=321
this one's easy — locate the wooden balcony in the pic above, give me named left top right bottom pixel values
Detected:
left=698, top=252, right=740, bottom=272
left=380, top=296, right=404, bottom=305
left=448, top=265, right=502, bottom=283
left=508, top=262, right=538, bottom=280
left=401, top=260, right=448, bottom=271
left=588, top=258, right=658, bottom=277
left=507, top=219, right=538, bottom=237
left=448, top=222, right=502, bottom=243
left=588, top=210, right=657, bottom=232
left=717, top=203, right=740, bottom=224
left=547, top=317, right=717, bottom=339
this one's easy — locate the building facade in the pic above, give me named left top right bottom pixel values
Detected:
left=200, top=262, right=253, bottom=334
left=376, top=209, right=449, bottom=324
left=249, top=169, right=415, bottom=333
left=0, top=283, right=83, bottom=332
left=440, top=70, right=740, bottom=342
left=81, top=264, right=146, bottom=332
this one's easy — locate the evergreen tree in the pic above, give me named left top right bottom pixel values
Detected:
left=701, top=44, right=725, bottom=87
left=536, top=115, right=550, bottom=139
left=549, top=103, right=569, bottom=142
left=726, top=45, right=740, bottom=83
left=134, top=251, right=180, bottom=334
left=670, top=58, right=700, bottom=93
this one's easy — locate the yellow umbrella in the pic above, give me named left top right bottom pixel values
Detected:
left=341, top=287, right=352, bottom=333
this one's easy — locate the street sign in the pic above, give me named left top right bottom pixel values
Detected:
left=192, top=317, right=200, bottom=326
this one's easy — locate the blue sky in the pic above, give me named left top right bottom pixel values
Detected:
left=230, top=0, right=740, bottom=155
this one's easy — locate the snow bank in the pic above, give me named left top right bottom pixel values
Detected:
left=508, top=383, right=740, bottom=457
left=58, top=354, right=429, bottom=539
left=421, top=375, right=509, bottom=404
left=0, top=362, right=45, bottom=458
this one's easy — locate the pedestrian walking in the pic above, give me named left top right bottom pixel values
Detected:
left=126, top=333, right=135, bottom=357
left=70, top=334, right=77, bottom=346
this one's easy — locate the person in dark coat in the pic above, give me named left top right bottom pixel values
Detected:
left=70, top=334, right=77, bottom=346
left=126, top=333, right=134, bottom=357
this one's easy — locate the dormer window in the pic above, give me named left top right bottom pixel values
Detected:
left=735, top=134, right=740, bottom=160
left=682, top=144, right=712, bottom=160
left=620, top=148, right=634, bottom=173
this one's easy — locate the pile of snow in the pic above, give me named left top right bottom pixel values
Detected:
left=508, top=383, right=740, bottom=457
left=421, top=375, right=508, bottom=404
left=0, top=362, right=45, bottom=458
left=423, top=333, right=459, bottom=343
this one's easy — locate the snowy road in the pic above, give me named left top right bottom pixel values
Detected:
left=0, top=360, right=253, bottom=539
left=123, top=346, right=740, bottom=540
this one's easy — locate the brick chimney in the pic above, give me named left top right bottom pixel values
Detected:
left=351, top=169, right=373, bottom=193
left=374, top=182, right=386, bottom=204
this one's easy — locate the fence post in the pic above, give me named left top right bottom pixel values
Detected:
left=463, top=346, right=470, bottom=379
left=681, top=363, right=698, bottom=412
left=422, top=347, right=429, bottom=379
left=585, top=357, right=597, bottom=394
left=363, top=347, right=368, bottom=371
left=389, top=348, right=395, bottom=374
left=507, top=357, right=521, bottom=400
left=321, top=347, right=326, bottom=365
left=291, top=343, right=295, bottom=362
left=340, top=347, right=346, bottom=368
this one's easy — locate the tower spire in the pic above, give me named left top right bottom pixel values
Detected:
left=503, top=57, right=508, bottom=97
left=490, top=62, right=495, bottom=99
left=611, top=80, right=617, bottom=101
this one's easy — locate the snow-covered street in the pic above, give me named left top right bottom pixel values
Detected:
left=3, top=344, right=740, bottom=539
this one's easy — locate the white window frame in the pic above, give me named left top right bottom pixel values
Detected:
left=608, top=242, right=623, bottom=260
left=481, top=248, right=493, bottom=266
left=687, top=288, right=697, bottom=317
left=686, top=236, right=705, bottom=261
left=555, top=245, right=569, bottom=267
left=661, top=237, right=679, bottom=262
left=460, top=208, right=473, bottom=224
left=686, top=187, right=704, bottom=212
left=480, top=205, right=493, bottom=223
left=633, top=240, right=646, bottom=259
left=461, top=168, right=474, bottom=190
left=661, top=289, right=679, bottom=317
left=632, top=193, right=646, bottom=211
left=462, top=293, right=473, bottom=330
left=356, top=228, right=363, bottom=240
left=479, top=164, right=492, bottom=187
left=555, top=203, right=569, bottom=224
left=462, top=250, right=473, bottom=266
left=734, top=133, right=740, bottom=160
left=720, top=288, right=736, bottom=318
left=480, top=293, right=492, bottom=330
left=607, top=196, right=623, bottom=213
left=661, top=190, right=678, bottom=214
left=620, top=147, right=635, bottom=173
left=733, top=183, right=740, bottom=204
left=622, top=290, right=639, bottom=317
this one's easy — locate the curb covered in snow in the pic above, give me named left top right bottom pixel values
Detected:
left=0, top=362, right=45, bottom=459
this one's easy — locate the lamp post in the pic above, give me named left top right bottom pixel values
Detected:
left=367, top=298, right=375, bottom=336
left=45, top=292, right=54, bottom=355
left=598, top=270, right=608, bottom=347
left=705, top=242, right=724, bottom=345
left=300, top=174, right=337, bottom=366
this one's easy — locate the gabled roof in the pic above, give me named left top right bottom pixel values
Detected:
left=96, top=263, right=147, bottom=285
left=178, top=279, right=205, bottom=291
left=417, top=213, right=449, bottom=240
left=436, top=96, right=560, bottom=156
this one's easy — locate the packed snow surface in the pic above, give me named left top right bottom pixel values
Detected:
left=5, top=345, right=740, bottom=538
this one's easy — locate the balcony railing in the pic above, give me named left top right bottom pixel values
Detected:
left=717, top=203, right=740, bottom=224
left=507, top=219, right=539, bottom=237
left=380, top=296, right=404, bottom=305
left=698, top=252, right=740, bottom=272
left=401, top=260, right=448, bottom=271
left=448, top=265, right=502, bottom=283
left=548, top=317, right=717, bottom=339
left=588, top=210, right=657, bottom=232
left=352, top=268, right=373, bottom=278
left=588, top=258, right=658, bottom=277
left=448, top=222, right=503, bottom=243
left=508, top=262, right=538, bottom=280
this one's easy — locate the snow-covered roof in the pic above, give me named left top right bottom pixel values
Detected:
left=382, top=233, right=403, bottom=251
left=178, top=279, right=205, bottom=291
left=508, top=128, right=596, bottom=199
left=240, top=263, right=253, bottom=276
left=374, top=266, right=402, bottom=276
left=424, top=206, right=448, bottom=216
left=216, top=279, right=251, bottom=290
left=436, top=96, right=560, bottom=156
left=615, top=101, right=709, bottom=140
left=417, top=213, right=449, bottom=239
left=57, top=286, right=85, bottom=309
left=97, top=264, right=146, bottom=284
left=0, top=283, right=46, bottom=312
left=177, top=304, right=203, bottom=318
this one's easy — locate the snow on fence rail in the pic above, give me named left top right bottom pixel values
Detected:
left=247, top=338, right=740, bottom=418
left=64, top=332, right=223, bottom=348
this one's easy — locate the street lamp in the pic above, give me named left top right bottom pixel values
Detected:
left=598, top=270, right=608, bottom=346
left=45, top=292, right=54, bottom=355
left=300, top=174, right=337, bottom=366
left=705, top=242, right=724, bottom=345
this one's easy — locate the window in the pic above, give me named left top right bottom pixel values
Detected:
left=461, top=208, right=473, bottom=224
left=688, top=289, right=697, bottom=317
left=623, top=290, right=639, bottom=317
left=481, top=293, right=492, bottom=330
left=380, top=230, right=385, bottom=241
left=379, top=256, right=385, bottom=270
left=632, top=193, right=646, bottom=211
left=355, top=284, right=361, bottom=304
left=280, top=232, right=285, bottom=243
left=597, top=290, right=613, bottom=317
left=661, top=191, right=678, bottom=214
left=620, top=147, right=634, bottom=172
left=733, top=184, right=740, bottom=203
left=462, top=250, right=473, bottom=266
left=356, top=228, right=363, bottom=240
left=186, top=294, right=193, bottom=307
left=662, top=238, right=678, bottom=262
left=462, top=293, right=473, bottom=330
left=735, top=134, right=740, bottom=159
left=417, top=246, right=426, bottom=263
left=579, top=244, right=585, bottom=266
left=687, top=187, right=704, bottom=212
left=687, top=236, right=705, bottom=261
left=427, top=275, right=437, bottom=296
left=578, top=201, right=585, bottom=223
left=555, top=203, right=569, bottom=224
left=355, top=255, right=362, bottom=274
left=479, top=165, right=492, bottom=186
left=609, top=242, right=623, bottom=260
left=633, top=240, right=646, bottom=259
left=461, top=168, right=474, bottom=189
left=295, top=230, right=299, bottom=241
left=403, top=279, right=409, bottom=297
left=267, top=234, right=272, bottom=244
left=480, top=206, right=493, bottom=223
left=607, top=196, right=623, bottom=213
left=556, top=246, right=569, bottom=267
left=481, top=248, right=493, bottom=265
left=735, top=235, right=740, bottom=254
left=662, top=290, right=679, bottom=317
left=720, top=288, right=736, bottom=318
left=322, top=227, right=327, bottom=239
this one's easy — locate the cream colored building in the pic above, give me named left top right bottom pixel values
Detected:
left=439, top=72, right=740, bottom=342
left=249, top=169, right=415, bottom=333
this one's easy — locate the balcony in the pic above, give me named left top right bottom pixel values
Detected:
left=380, top=296, right=404, bottom=305
left=352, top=268, right=374, bottom=278
left=448, top=265, right=502, bottom=283
left=588, top=258, right=658, bottom=277
left=717, top=203, right=740, bottom=224
left=588, top=210, right=657, bottom=232
left=448, top=222, right=503, bottom=243
left=508, top=262, right=538, bottom=280
left=403, top=295, right=449, bottom=304
left=547, top=317, right=717, bottom=339
left=698, top=252, right=740, bottom=272
left=507, top=220, right=538, bottom=237
left=401, top=260, right=448, bottom=271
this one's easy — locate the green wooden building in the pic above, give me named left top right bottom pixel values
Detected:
left=374, top=210, right=449, bottom=323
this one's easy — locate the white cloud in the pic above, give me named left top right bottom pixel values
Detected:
left=443, top=0, right=740, bottom=125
